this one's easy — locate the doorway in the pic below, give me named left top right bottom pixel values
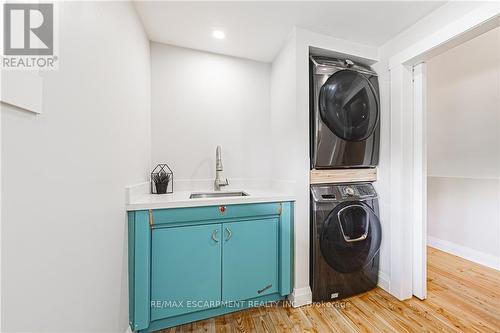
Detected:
left=425, top=27, right=500, bottom=275
left=409, top=23, right=500, bottom=300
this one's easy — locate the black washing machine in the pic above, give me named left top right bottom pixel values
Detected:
left=310, top=183, right=381, bottom=301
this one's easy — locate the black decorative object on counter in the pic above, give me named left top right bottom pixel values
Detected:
left=150, top=164, right=173, bottom=194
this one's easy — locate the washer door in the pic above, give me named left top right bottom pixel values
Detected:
left=319, top=70, right=379, bottom=142
left=320, top=201, right=381, bottom=273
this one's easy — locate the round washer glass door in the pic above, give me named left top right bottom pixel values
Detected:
left=320, top=201, right=381, bottom=273
left=319, top=70, right=379, bottom=142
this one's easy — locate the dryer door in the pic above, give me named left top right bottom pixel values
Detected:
left=320, top=201, right=381, bottom=273
left=319, top=70, right=379, bottom=142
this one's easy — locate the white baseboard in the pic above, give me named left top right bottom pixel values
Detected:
left=287, top=286, right=312, bottom=308
left=377, top=271, right=390, bottom=292
left=428, top=236, right=500, bottom=271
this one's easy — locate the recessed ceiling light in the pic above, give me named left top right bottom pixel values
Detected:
left=212, top=30, right=225, bottom=40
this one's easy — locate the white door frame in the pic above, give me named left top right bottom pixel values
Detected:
left=412, top=63, right=427, bottom=300
left=388, top=5, right=500, bottom=300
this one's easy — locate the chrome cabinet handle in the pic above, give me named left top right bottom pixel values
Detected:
left=211, top=229, right=219, bottom=243
left=225, top=227, right=232, bottom=241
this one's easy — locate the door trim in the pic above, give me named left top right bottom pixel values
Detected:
left=412, top=63, right=427, bottom=300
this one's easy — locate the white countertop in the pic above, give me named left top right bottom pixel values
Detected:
left=126, top=188, right=295, bottom=211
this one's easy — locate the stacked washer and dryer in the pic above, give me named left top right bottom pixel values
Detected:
left=309, top=56, right=382, bottom=301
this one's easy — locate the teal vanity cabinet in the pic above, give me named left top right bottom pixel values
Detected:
left=128, top=202, right=294, bottom=332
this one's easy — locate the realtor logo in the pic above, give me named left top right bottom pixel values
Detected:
left=4, top=3, right=53, bottom=55
left=2, top=3, right=57, bottom=69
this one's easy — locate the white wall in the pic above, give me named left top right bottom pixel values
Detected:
left=1, top=2, right=151, bottom=332
left=426, top=27, right=500, bottom=269
left=427, top=27, right=499, bottom=179
left=150, top=43, right=271, bottom=186
left=270, top=35, right=297, bottom=185
left=269, top=32, right=302, bottom=302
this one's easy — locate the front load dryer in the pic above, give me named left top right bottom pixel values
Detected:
left=310, top=56, right=380, bottom=169
left=310, top=183, right=381, bottom=301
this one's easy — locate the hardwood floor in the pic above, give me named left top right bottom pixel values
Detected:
left=160, top=247, right=500, bottom=332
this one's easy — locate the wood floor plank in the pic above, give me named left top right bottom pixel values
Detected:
left=265, top=303, right=297, bottom=333
left=429, top=250, right=500, bottom=286
left=428, top=256, right=500, bottom=297
left=427, top=266, right=500, bottom=318
left=424, top=292, right=497, bottom=333
left=336, top=298, right=384, bottom=332
left=315, top=304, right=360, bottom=333
left=158, top=248, right=500, bottom=333
left=358, top=292, right=413, bottom=333
left=371, top=288, right=454, bottom=332
left=350, top=295, right=409, bottom=333
left=302, top=304, right=340, bottom=333
left=283, top=305, right=316, bottom=333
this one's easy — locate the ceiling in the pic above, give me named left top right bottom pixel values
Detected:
left=134, top=1, right=445, bottom=62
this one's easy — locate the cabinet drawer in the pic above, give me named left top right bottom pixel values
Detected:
left=152, top=202, right=281, bottom=226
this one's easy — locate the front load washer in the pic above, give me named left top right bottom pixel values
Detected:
left=310, top=56, right=380, bottom=169
left=310, top=183, right=381, bottom=301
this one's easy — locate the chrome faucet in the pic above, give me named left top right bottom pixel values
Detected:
left=214, top=145, right=229, bottom=191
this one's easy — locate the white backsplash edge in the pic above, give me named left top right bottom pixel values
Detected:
left=125, top=181, right=150, bottom=204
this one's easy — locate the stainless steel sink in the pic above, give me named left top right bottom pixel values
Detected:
left=189, top=191, right=249, bottom=199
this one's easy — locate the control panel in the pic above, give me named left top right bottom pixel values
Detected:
left=339, top=184, right=376, bottom=199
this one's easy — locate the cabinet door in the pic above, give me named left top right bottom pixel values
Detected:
left=151, top=224, right=222, bottom=320
left=222, top=218, right=279, bottom=301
